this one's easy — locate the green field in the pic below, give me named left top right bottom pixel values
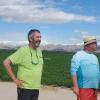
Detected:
left=0, top=50, right=100, bottom=88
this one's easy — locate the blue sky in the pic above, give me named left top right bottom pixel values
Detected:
left=0, top=0, right=100, bottom=45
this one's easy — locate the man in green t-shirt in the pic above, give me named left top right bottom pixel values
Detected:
left=3, top=29, right=43, bottom=100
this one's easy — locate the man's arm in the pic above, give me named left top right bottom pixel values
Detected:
left=70, top=53, right=80, bottom=96
left=3, top=58, right=24, bottom=87
left=71, top=75, right=79, bottom=96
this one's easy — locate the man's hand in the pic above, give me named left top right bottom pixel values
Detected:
left=97, top=89, right=99, bottom=92
left=73, top=86, right=79, bottom=96
left=14, top=79, right=25, bottom=87
left=71, top=75, right=79, bottom=96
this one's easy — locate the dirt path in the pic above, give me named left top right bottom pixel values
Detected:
left=0, top=82, right=100, bottom=100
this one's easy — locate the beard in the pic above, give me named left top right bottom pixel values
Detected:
left=34, top=41, right=41, bottom=48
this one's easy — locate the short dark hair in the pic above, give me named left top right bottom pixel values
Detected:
left=28, top=29, right=40, bottom=41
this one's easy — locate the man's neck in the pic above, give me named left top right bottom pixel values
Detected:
left=29, top=43, right=37, bottom=50
left=84, top=48, right=93, bottom=54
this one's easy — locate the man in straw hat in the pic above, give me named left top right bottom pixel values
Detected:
left=70, top=36, right=100, bottom=100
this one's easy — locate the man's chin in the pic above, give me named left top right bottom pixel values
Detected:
left=35, top=44, right=40, bottom=48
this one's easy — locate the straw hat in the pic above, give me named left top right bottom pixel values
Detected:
left=84, top=36, right=97, bottom=46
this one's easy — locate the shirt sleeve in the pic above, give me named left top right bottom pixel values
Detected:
left=8, top=47, right=23, bottom=65
left=70, top=53, right=80, bottom=76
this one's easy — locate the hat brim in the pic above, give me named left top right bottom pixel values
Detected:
left=84, top=40, right=97, bottom=46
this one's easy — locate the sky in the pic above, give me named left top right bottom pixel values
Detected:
left=0, top=0, right=100, bottom=45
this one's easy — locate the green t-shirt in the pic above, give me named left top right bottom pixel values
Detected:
left=9, top=45, right=43, bottom=89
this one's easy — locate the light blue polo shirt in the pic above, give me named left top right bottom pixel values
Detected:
left=70, top=50, right=100, bottom=89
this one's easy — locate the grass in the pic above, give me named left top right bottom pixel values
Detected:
left=42, top=51, right=73, bottom=88
left=0, top=50, right=100, bottom=88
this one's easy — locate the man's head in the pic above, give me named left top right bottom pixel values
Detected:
left=28, top=29, right=41, bottom=48
left=84, top=36, right=97, bottom=52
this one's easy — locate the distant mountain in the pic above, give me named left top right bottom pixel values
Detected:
left=0, top=41, right=17, bottom=50
left=0, top=41, right=26, bottom=50
left=0, top=41, right=100, bottom=52
left=40, top=44, right=83, bottom=52
left=96, top=46, right=100, bottom=53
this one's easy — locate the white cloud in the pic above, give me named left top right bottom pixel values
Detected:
left=66, top=38, right=82, bottom=45
left=0, top=32, right=27, bottom=41
left=80, top=31, right=91, bottom=38
left=96, top=36, right=100, bottom=43
left=74, top=29, right=100, bottom=44
left=72, top=4, right=83, bottom=11
left=74, top=29, right=91, bottom=38
left=74, top=29, right=80, bottom=33
left=43, top=0, right=68, bottom=6
left=0, top=0, right=97, bottom=23
left=0, top=0, right=30, bottom=5
left=0, top=31, right=50, bottom=45
left=1, top=32, right=100, bottom=45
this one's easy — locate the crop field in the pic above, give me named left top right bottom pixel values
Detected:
left=0, top=50, right=100, bottom=88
